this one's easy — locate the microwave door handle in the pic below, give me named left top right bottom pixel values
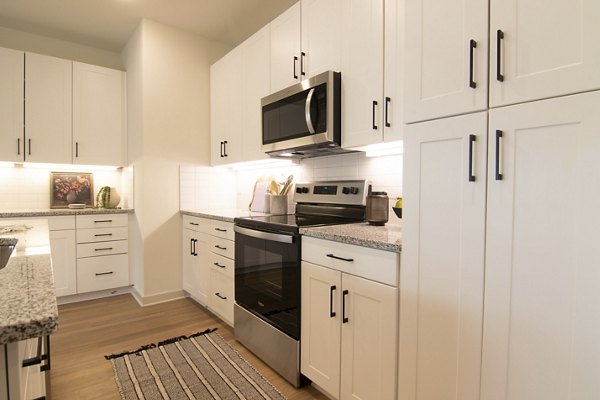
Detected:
left=305, top=88, right=316, bottom=134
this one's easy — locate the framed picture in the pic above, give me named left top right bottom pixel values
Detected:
left=50, top=172, right=94, bottom=208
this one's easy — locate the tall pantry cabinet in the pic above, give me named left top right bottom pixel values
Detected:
left=401, top=0, right=600, bottom=399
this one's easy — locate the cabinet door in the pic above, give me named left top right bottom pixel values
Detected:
left=270, top=2, right=302, bottom=92
left=0, top=47, right=24, bottom=162
left=490, top=0, right=600, bottom=107
left=382, top=0, right=404, bottom=143
left=301, top=0, right=343, bottom=77
left=210, top=47, right=242, bottom=165
left=341, top=273, right=398, bottom=400
left=482, top=92, right=600, bottom=400
left=49, top=229, right=77, bottom=296
left=403, top=0, right=488, bottom=123
left=242, top=25, right=270, bottom=162
left=73, top=62, right=124, bottom=166
left=341, top=0, right=384, bottom=149
left=195, top=240, right=210, bottom=306
left=400, top=112, right=487, bottom=400
left=301, top=261, right=342, bottom=399
left=25, top=53, right=72, bottom=164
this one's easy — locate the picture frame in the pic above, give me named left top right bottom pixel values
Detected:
left=50, top=172, right=94, bottom=208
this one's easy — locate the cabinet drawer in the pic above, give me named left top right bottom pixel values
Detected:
left=77, top=240, right=128, bottom=258
left=208, top=251, right=234, bottom=279
left=210, top=220, right=234, bottom=241
left=207, top=235, right=234, bottom=259
left=76, top=213, right=128, bottom=229
left=48, top=215, right=75, bottom=230
left=209, top=269, right=234, bottom=325
left=77, top=253, right=129, bottom=293
left=302, top=236, right=399, bottom=287
left=182, top=215, right=210, bottom=233
left=77, top=226, right=128, bottom=243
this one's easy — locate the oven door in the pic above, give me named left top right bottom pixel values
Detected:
left=234, top=225, right=300, bottom=340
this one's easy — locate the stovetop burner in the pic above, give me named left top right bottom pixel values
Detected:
left=234, top=212, right=362, bottom=234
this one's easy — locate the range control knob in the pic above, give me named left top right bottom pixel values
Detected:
left=296, top=187, right=303, bottom=194
left=342, top=187, right=350, bottom=194
left=302, top=187, right=309, bottom=194
left=350, top=187, right=360, bottom=195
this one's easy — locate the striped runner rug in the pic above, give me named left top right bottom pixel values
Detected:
left=105, top=328, right=286, bottom=400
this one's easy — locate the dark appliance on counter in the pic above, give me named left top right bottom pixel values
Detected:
left=234, top=179, right=370, bottom=387
left=261, top=70, right=357, bottom=159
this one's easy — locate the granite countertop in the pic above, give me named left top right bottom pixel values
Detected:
left=180, top=209, right=269, bottom=223
left=300, top=221, right=402, bottom=252
left=0, top=219, right=58, bottom=345
left=0, top=208, right=134, bottom=218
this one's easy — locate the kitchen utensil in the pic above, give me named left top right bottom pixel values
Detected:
left=366, top=190, right=389, bottom=225
left=268, top=180, right=280, bottom=195
left=280, top=175, right=294, bottom=196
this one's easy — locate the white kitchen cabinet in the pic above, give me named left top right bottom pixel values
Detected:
left=481, top=91, right=600, bottom=400
left=75, top=213, right=129, bottom=294
left=211, top=46, right=242, bottom=165
left=24, top=52, right=72, bottom=164
left=489, top=0, right=600, bottom=108
left=403, top=0, right=488, bottom=123
left=270, top=2, right=302, bottom=93
left=182, top=216, right=210, bottom=306
left=302, top=237, right=399, bottom=400
left=381, top=0, right=404, bottom=143
left=0, top=47, right=24, bottom=163
left=3, top=336, right=48, bottom=400
left=49, top=216, right=77, bottom=297
left=301, top=0, right=343, bottom=78
left=400, top=112, right=487, bottom=400
left=73, top=62, right=125, bottom=166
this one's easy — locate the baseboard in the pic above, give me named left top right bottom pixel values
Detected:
left=57, top=285, right=133, bottom=305
left=131, top=288, right=186, bottom=307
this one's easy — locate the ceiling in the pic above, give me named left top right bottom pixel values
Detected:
left=0, top=0, right=298, bottom=53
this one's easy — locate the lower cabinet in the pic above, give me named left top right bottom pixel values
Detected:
left=2, top=335, right=50, bottom=400
left=48, top=216, right=77, bottom=297
left=301, top=236, right=399, bottom=400
left=182, top=215, right=235, bottom=326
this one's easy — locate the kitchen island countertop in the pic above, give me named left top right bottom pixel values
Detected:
left=0, top=219, right=58, bottom=345
left=300, top=221, right=402, bottom=253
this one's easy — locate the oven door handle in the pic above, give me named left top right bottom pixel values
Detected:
left=234, top=225, right=295, bottom=244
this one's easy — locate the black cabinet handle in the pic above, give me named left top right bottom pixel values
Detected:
left=326, top=253, right=354, bottom=262
left=94, top=233, right=113, bottom=237
left=329, top=285, right=336, bottom=318
left=342, top=289, right=349, bottom=323
left=468, top=134, right=476, bottom=182
left=215, top=245, right=227, bottom=250
left=384, top=97, right=391, bottom=127
left=213, top=262, right=226, bottom=268
left=496, top=30, right=504, bottom=82
left=189, top=222, right=199, bottom=226
left=372, top=101, right=378, bottom=130
left=495, top=130, right=503, bottom=180
left=28, top=138, right=31, bottom=155
left=94, top=219, right=113, bottom=223
left=193, top=239, right=198, bottom=256
left=94, top=247, right=113, bottom=252
left=214, top=228, right=227, bottom=232
left=95, top=271, right=114, bottom=276
left=219, top=141, right=224, bottom=157
left=190, top=238, right=194, bottom=256
left=75, top=141, right=79, bottom=158
left=22, top=336, right=50, bottom=372
left=293, top=56, right=298, bottom=79
left=469, top=39, right=477, bottom=88
left=215, top=292, right=227, bottom=300
left=223, top=140, right=228, bottom=157
left=300, top=52, right=306, bottom=77
left=17, top=138, right=20, bottom=155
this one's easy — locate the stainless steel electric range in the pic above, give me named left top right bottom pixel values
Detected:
left=233, top=179, right=370, bottom=387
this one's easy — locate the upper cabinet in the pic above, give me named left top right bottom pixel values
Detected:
left=73, top=62, right=125, bottom=166
left=0, top=47, right=24, bottom=163
left=269, top=0, right=342, bottom=93
left=25, top=52, right=73, bottom=164
left=0, top=48, right=126, bottom=166
left=489, top=0, right=600, bottom=107
left=403, top=0, right=489, bottom=124
left=211, top=26, right=270, bottom=166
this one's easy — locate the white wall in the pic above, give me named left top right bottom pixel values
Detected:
left=0, top=25, right=123, bottom=69
left=123, top=19, right=230, bottom=303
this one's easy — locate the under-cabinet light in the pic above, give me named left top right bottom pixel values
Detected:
left=364, top=141, right=404, bottom=158
left=21, top=163, right=121, bottom=171
left=228, top=158, right=297, bottom=171
left=0, top=162, right=15, bottom=168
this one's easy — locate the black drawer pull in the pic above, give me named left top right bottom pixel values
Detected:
left=469, top=39, right=477, bottom=88
left=215, top=292, right=227, bottom=300
left=214, top=245, right=227, bottom=250
left=95, top=271, right=114, bottom=276
left=213, top=262, right=226, bottom=269
left=293, top=55, right=298, bottom=79
left=326, top=254, right=354, bottom=262
left=94, top=247, right=113, bottom=252
left=495, top=130, right=503, bottom=180
left=468, top=134, right=476, bottom=182
left=330, top=285, right=336, bottom=318
left=342, top=290, right=349, bottom=323
left=94, top=219, right=113, bottom=223
left=17, top=138, right=20, bottom=155
left=189, top=222, right=199, bottom=226
left=496, top=29, right=505, bottom=82
left=94, top=233, right=113, bottom=237
left=214, top=228, right=227, bottom=232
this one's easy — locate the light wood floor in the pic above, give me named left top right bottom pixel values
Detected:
left=51, top=294, right=328, bottom=400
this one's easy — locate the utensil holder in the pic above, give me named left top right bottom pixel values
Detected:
left=270, top=195, right=288, bottom=214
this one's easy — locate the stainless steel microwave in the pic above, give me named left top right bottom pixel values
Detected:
left=261, top=71, right=342, bottom=158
